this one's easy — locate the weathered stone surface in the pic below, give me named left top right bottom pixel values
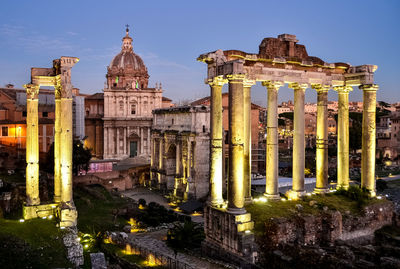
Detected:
left=90, top=252, right=107, bottom=269
left=380, top=256, right=400, bottom=268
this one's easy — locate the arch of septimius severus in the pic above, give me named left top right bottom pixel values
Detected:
left=23, top=56, right=79, bottom=227
left=199, top=34, right=378, bottom=260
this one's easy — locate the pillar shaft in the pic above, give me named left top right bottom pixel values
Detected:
left=336, top=86, right=352, bottom=189
left=227, top=74, right=246, bottom=213
left=60, top=96, right=73, bottom=204
left=360, top=84, right=379, bottom=196
left=243, top=80, right=255, bottom=203
left=314, top=85, right=329, bottom=193
left=208, top=77, right=226, bottom=207
left=24, top=84, right=40, bottom=206
left=289, top=83, right=307, bottom=198
left=54, top=87, right=61, bottom=203
left=263, top=81, right=283, bottom=199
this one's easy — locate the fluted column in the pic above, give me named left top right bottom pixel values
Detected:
left=263, top=81, right=283, bottom=199
left=243, top=79, right=255, bottom=203
left=288, top=83, right=308, bottom=199
left=360, top=84, right=379, bottom=196
left=314, top=84, right=330, bottom=193
left=208, top=76, right=227, bottom=207
left=335, top=86, right=352, bottom=190
left=54, top=84, right=62, bottom=203
left=60, top=87, right=74, bottom=205
left=24, top=84, right=40, bottom=206
left=227, top=74, right=246, bottom=214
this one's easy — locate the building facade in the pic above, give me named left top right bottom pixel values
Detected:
left=102, top=27, right=163, bottom=160
left=150, top=106, right=210, bottom=200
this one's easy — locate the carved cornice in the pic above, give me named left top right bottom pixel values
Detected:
left=359, top=84, right=379, bottom=92
left=243, top=79, right=256, bottom=88
left=23, top=84, right=40, bottom=99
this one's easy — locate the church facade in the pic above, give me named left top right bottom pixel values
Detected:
left=103, top=27, right=163, bottom=160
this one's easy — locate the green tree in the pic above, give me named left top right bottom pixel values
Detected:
left=45, top=140, right=92, bottom=176
left=166, top=221, right=204, bottom=255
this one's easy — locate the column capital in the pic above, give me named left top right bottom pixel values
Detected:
left=207, top=76, right=228, bottom=87
left=311, top=84, right=330, bottom=93
left=359, top=84, right=379, bottom=91
left=23, top=84, right=40, bottom=99
left=243, top=79, right=256, bottom=88
left=262, top=80, right=284, bottom=90
left=334, top=85, right=353, bottom=93
left=288, top=82, right=308, bottom=91
left=226, top=73, right=247, bottom=83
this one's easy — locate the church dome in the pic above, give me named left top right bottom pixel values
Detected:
left=106, top=26, right=149, bottom=90
left=110, top=50, right=146, bottom=71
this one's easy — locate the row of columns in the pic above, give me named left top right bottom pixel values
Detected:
left=208, top=74, right=379, bottom=213
left=24, top=81, right=74, bottom=207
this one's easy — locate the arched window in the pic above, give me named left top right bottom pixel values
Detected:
left=131, top=103, right=136, bottom=115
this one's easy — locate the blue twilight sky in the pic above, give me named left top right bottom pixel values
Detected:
left=0, top=0, right=399, bottom=106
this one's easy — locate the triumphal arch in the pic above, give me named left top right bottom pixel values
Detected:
left=23, top=56, right=79, bottom=227
left=198, top=34, right=378, bottom=261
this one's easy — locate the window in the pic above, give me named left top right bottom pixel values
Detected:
left=22, top=111, right=27, bottom=117
left=119, top=101, right=124, bottom=111
left=42, top=112, right=48, bottom=117
left=131, top=104, right=136, bottom=115
left=1, top=126, right=8, bottom=137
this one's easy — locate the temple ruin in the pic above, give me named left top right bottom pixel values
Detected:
left=23, top=56, right=79, bottom=227
left=198, top=34, right=379, bottom=261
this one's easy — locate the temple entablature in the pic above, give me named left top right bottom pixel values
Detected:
left=198, top=34, right=377, bottom=88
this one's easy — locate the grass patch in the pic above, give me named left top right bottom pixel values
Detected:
left=74, top=184, right=130, bottom=233
left=0, top=218, right=71, bottom=268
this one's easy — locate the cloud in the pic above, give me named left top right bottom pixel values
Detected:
left=139, top=51, right=192, bottom=71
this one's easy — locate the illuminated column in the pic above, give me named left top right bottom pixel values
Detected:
left=208, top=76, right=227, bottom=207
left=187, top=138, right=191, bottom=178
left=263, top=81, right=283, bottom=199
left=24, top=84, right=40, bottom=206
left=227, top=74, right=246, bottom=213
left=360, top=84, right=379, bottom=196
left=60, top=87, right=74, bottom=205
left=243, top=79, right=255, bottom=203
left=54, top=84, right=62, bottom=203
left=174, top=139, right=181, bottom=196
left=313, top=84, right=330, bottom=193
left=289, top=83, right=308, bottom=199
left=335, top=86, right=352, bottom=189
left=158, top=137, right=164, bottom=184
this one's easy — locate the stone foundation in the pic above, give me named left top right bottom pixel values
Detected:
left=202, top=205, right=256, bottom=264
left=23, top=203, right=58, bottom=220
left=260, top=200, right=394, bottom=247
left=60, top=204, right=78, bottom=227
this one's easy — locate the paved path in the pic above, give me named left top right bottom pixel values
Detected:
left=128, top=231, right=229, bottom=269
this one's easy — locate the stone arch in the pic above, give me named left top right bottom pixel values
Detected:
left=165, top=144, right=176, bottom=176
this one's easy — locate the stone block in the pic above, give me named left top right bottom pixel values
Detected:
left=60, top=207, right=78, bottom=227
left=23, top=203, right=58, bottom=220
left=90, top=252, right=107, bottom=269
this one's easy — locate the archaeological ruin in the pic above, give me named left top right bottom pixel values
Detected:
left=23, top=56, right=79, bottom=227
left=198, top=34, right=382, bottom=262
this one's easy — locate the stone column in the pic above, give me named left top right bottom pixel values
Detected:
left=60, top=87, right=74, bottom=205
left=313, top=84, right=330, bottom=193
left=208, top=76, right=227, bottom=207
left=263, top=81, right=283, bottom=199
left=360, top=84, right=379, bottom=196
left=288, top=83, right=308, bottom=199
left=54, top=84, right=62, bottom=203
left=174, top=139, right=181, bottom=196
left=116, top=128, right=120, bottom=156
left=158, top=137, right=164, bottom=184
left=227, top=74, right=246, bottom=214
left=123, top=127, right=127, bottom=156
left=243, top=80, right=255, bottom=203
left=104, top=127, right=108, bottom=157
left=335, top=86, right=352, bottom=190
left=147, top=128, right=151, bottom=155
left=24, top=84, right=40, bottom=206
left=187, top=138, right=191, bottom=179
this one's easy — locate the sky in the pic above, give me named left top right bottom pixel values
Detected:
left=0, top=0, right=399, bottom=106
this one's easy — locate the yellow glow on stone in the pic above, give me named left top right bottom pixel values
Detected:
left=146, top=254, right=157, bottom=266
